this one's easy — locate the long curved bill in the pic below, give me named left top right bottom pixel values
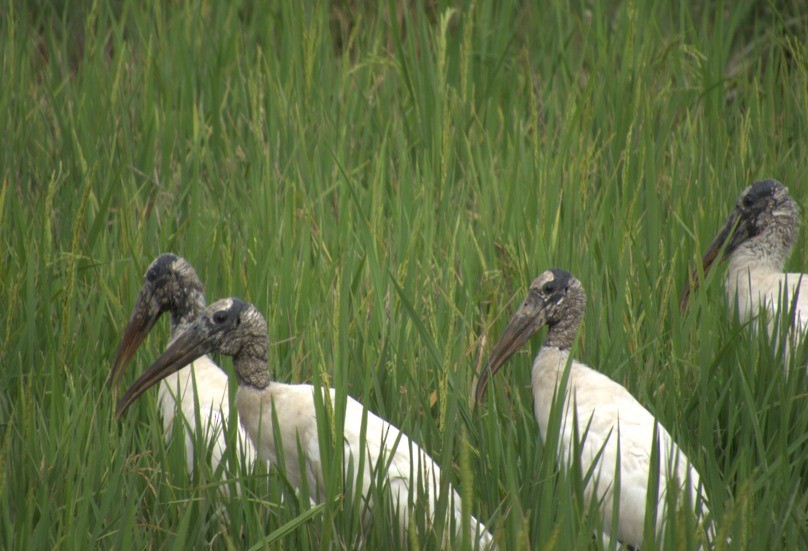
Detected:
left=475, top=291, right=547, bottom=404
left=680, top=209, right=746, bottom=312
left=110, top=288, right=162, bottom=388
left=115, top=326, right=211, bottom=420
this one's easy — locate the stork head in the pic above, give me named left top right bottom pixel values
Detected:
left=116, top=298, right=269, bottom=419
left=680, top=179, right=799, bottom=311
left=475, top=269, right=585, bottom=403
left=111, top=253, right=205, bottom=387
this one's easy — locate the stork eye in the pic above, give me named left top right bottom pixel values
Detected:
left=742, top=194, right=754, bottom=207
left=213, top=311, right=228, bottom=324
left=543, top=283, right=555, bottom=294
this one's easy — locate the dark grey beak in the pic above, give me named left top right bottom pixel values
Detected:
left=681, top=209, right=748, bottom=311
left=110, top=288, right=162, bottom=388
left=115, top=324, right=212, bottom=419
left=475, top=291, right=548, bottom=403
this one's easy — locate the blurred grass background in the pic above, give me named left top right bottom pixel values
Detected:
left=1, top=0, right=806, bottom=547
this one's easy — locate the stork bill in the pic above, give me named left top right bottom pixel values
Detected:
left=477, top=269, right=713, bottom=547
left=117, top=298, right=495, bottom=548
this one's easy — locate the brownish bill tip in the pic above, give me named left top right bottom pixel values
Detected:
left=681, top=208, right=746, bottom=313
left=474, top=363, right=492, bottom=404
left=679, top=270, right=696, bottom=313
left=110, top=288, right=163, bottom=389
left=110, top=310, right=155, bottom=389
left=680, top=240, right=723, bottom=313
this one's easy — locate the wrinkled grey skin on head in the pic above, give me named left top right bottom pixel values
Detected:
left=680, top=179, right=800, bottom=310
left=111, top=253, right=207, bottom=386
left=540, top=269, right=587, bottom=350
left=116, top=297, right=272, bottom=418
left=475, top=269, right=587, bottom=403
left=197, top=298, right=270, bottom=388
left=729, top=179, right=800, bottom=268
left=145, top=253, right=207, bottom=335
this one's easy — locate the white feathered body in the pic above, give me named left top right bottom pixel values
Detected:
left=236, top=382, right=494, bottom=548
left=726, top=250, right=808, bottom=359
left=157, top=355, right=258, bottom=476
left=531, top=346, right=709, bottom=546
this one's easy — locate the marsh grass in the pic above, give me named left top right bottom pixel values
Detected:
left=1, top=0, right=807, bottom=547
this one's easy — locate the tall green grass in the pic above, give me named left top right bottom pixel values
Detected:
left=1, top=0, right=806, bottom=547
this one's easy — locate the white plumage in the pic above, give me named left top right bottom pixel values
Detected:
left=156, top=353, right=257, bottom=477
left=117, top=297, right=495, bottom=548
left=477, top=269, right=712, bottom=547
left=530, top=347, right=708, bottom=546
left=725, top=251, right=808, bottom=353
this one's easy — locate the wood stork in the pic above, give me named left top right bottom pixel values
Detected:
left=116, top=298, right=495, bottom=548
left=475, top=269, right=712, bottom=547
left=112, top=254, right=257, bottom=477
left=681, top=179, right=805, bottom=359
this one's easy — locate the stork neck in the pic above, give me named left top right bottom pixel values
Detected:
left=234, top=355, right=271, bottom=389
left=730, top=202, right=799, bottom=276
left=169, top=289, right=207, bottom=339
left=728, top=229, right=791, bottom=277
left=544, top=316, right=580, bottom=351
left=534, top=346, right=570, bottom=373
